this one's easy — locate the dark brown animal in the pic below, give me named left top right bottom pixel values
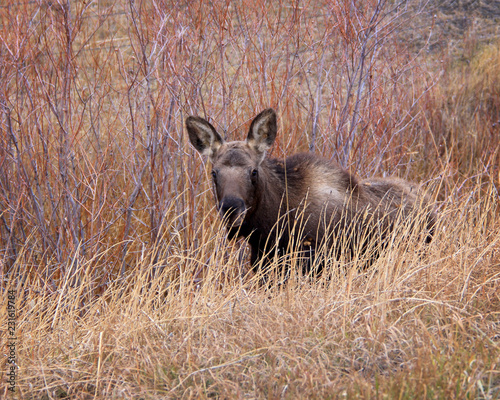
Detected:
left=186, top=109, right=435, bottom=277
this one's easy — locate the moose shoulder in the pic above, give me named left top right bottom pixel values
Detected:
left=186, top=109, right=435, bottom=276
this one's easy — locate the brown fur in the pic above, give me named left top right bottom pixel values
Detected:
left=186, top=109, right=435, bottom=277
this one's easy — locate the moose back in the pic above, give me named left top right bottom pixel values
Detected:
left=186, top=109, right=435, bottom=276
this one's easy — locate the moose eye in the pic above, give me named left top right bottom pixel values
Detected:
left=211, top=170, right=217, bottom=180
left=251, top=169, right=258, bottom=179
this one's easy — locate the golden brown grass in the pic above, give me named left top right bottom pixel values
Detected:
left=1, top=0, right=499, bottom=398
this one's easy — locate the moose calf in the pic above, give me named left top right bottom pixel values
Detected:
left=186, top=109, right=435, bottom=278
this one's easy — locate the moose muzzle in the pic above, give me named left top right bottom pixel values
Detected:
left=219, top=196, right=246, bottom=227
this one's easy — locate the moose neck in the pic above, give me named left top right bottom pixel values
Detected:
left=244, top=157, right=293, bottom=237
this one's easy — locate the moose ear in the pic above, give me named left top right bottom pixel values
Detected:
left=186, top=116, right=224, bottom=159
left=246, top=108, right=277, bottom=157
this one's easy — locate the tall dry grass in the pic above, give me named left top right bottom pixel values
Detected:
left=0, top=0, right=499, bottom=398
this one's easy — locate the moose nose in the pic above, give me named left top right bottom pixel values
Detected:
left=219, top=196, right=245, bottom=219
